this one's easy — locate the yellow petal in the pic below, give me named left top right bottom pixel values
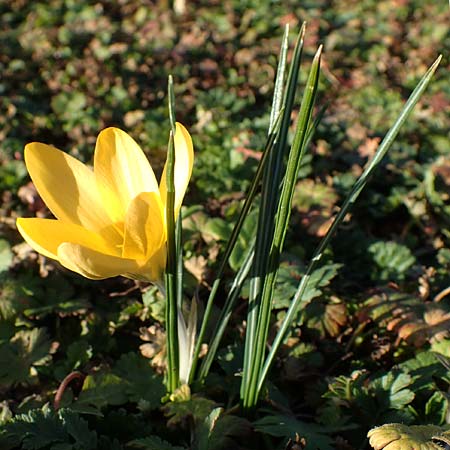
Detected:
left=57, top=242, right=166, bottom=282
left=16, top=218, right=118, bottom=260
left=24, top=143, right=120, bottom=243
left=159, top=122, right=194, bottom=218
left=94, top=128, right=159, bottom=223
left=57, top=243, right=141, bottom=280
left=130, top=245, right=167, bottom=282
left=122, top=192, right=165, bottom=260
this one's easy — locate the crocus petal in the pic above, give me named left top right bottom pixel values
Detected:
left=57, top=242, right=166, bottom=282
left=130, top=244, right=167, bottom=282
left=16, top=218, right=117, bottom=260
left=24, top=143, right=120, bottom=244
left=94, top=127, right=159, bottom=223
left=159, top=122, right=194, bottom=218
left=122, top=192, right=165, bottom=260
left=57, top=243, right=142, bottom=280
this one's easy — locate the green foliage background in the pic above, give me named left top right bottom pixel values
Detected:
left=0, top=1, right=449, bottom=449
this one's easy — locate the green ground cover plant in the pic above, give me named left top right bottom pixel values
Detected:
left=0, top=1, right=449, bottom=449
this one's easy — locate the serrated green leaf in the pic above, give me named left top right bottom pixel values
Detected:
left=274, top=262, right=342, bottom=309
left=98, top=435, right=123, bottom=450
left=374, top=372, right=415, bottom=410
left=433, top=337, right=450, bottom=357
left=21, top=273, right=89, bottom=319
left=390, top=373, right=413, bottom=394
left=324, top=370, right=368, bottom=402
left=194, top=408, right=250, bottom=450
left=0, top=328, right=52, bottom=387
left=74, top=373, right=127, bottom=414
left=70, top=354, right=164, bottom=414
left=203, top=218, right=232, bottom=241
left=253, top=414, right=334, bottom=450
left=67, top=340, right=92, bottom=369
left=164, top=396, right=217, bottom=428
left=0, top=406, right=97, bottom=450
left=197, top=407, right=222, bottom=448
left=58, top=409, right=97, bottom=449
left=368, top=241, right=416, bottom=281
left=54, top=340, right=93, bottom=380
left=425, top=391, right=448, bottom=425
left=142, top=288, right=166, bottom=323
left=114, top=353, right=165, bottom=409
left=390, top=389, right=416, bottom=410
left=1, top=405, right=67, bottom=450
left=127, top=435, right=186, bottom=450
left=0, top=276, right=28, bottom=321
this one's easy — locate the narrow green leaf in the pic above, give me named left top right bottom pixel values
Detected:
left=189, top=110, right=283, bottom=384
left=165, top=77, right=179, bottom=392
left=269, top=24, right=289, bottom=133
left=242, top=24, right=306, bottom=405
left=197, top=244, right=254, bottom=381
left=168, top=74, right=176, bottom=134
left=176, top=210, right=184, bottom=309
left=243, top=44, right=322, bottom=409
left=258, top=54, right=442, bottom=393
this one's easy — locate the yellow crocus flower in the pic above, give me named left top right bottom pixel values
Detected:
left=16, top=123, right=193, bottom=282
